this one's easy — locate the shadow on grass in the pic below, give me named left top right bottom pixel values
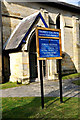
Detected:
left=45, top=97, right=60, bottom=108
left=2, top=96, right=79, bottom=120
left=2, top=97, right=57, bottom=119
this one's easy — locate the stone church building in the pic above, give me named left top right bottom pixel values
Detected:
left=1, top=1, right=80, bottom=84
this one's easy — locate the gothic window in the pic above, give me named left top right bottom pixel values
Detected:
left=56, top=15, right=60, bottom=29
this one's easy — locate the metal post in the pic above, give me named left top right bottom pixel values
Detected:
left=58, top=59, right=63, bottom=103
left=39, top=60, right=44, bottom=109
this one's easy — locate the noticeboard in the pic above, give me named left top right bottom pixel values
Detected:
left=36, top=27, right=62, bottom=60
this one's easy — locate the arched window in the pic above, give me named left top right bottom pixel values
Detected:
left=56, top=14, right=60, bottom=29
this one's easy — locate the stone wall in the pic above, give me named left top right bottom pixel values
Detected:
left=2, top=16, right=21, bottom=45
left=72, top=17, right=80, bottom=73
left=61, top=16, right=75, bottom=74
left=9, top=52, right=23, bottom=82
left=60, top=15, right=80, bottom=74
left=3, top=54, right=10, bottom=82
left=9, top=52, right=29, bottom=84
left=22, top=52, right=30, bottom=84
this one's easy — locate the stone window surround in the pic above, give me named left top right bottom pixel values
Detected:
left=77, top=20, right=80, bottom=47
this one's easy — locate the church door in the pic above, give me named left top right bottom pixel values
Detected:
left=29, top=34, right=38, bottom=78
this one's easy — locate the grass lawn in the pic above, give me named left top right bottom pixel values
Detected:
left=62, top=72, right=80, bottom=80
left=72, top=80, right=80, bottom=86
left=0, top=82, right=24, bottom=89
left=62, top=72, right=80, bottom=86
left=2, top=97, right=80, bottom=119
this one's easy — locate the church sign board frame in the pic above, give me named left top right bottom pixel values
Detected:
left=36, top=27, right=62, bottom=60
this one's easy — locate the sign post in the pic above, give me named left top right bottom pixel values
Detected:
left=58, top=59, right=63, bottom=103
left=39, top=60, right=44, bottom=109
left=36, top=27, right=63, bottom=109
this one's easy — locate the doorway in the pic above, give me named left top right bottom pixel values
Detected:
left=29, top=34, right=38, bottom=79
left=29, top=32, right=46, bottom=80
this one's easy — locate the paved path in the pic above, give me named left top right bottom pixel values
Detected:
left=0, top=78, right=80, bottom=97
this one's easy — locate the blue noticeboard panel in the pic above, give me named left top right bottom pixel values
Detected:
left=39, top=38, right=60, bottom=58
left=38, top=29, right=59, bottom=37
left=36, top=27, right=62, bottom=59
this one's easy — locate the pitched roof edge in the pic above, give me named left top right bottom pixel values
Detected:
left=3, top=11, right=40, bottom=50
left=43, top=1, right=80, bottom=13
left=4, top=11, right=48, bottom=50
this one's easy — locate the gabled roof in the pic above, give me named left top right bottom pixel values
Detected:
left=5, top=0, right=80, bottom=13
left=44, top=1, right=80, bottom=13
left=4, top=12, right=48, bottom=50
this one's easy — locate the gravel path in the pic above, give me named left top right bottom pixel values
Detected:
left=0, top=78, right=80, bottom=97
